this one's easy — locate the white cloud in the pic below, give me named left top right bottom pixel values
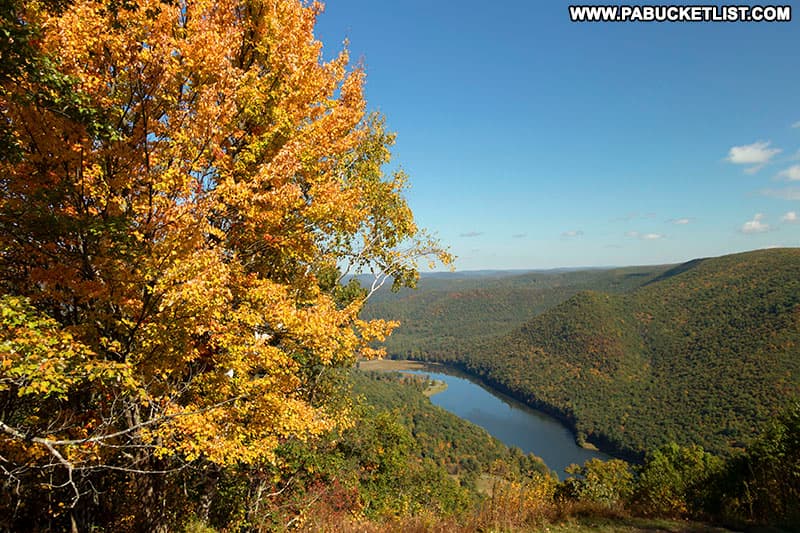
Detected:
left=727, top=141, right=781, bottom=173
left=740, top=213, right=770, bottom=234
left=561, top=230, right=584, bottom=238
left=727, top=141, right=781, bottom=164
left=625, top=231, right=640, bottom=238
left=460, top=231, right=482, bottom=238
left=670, top=218, right=691, bottom=225
left=782, top=211, right=798, bottom=223
left=777, top=165, right=800, bottom=181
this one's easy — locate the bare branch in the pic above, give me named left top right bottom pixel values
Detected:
left=0, top=394, right=244, bottom=448
left=38, top=438, right=80, bottom=507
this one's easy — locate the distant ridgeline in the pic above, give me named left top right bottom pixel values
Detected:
left=362, top=248, right=800, bottom=459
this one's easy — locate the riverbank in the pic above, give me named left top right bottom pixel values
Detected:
left=359, top=359, right=610, bottom=475
left=358, top=359, right=444, bottom=372
left=443, top=361, right=639, bottom=462
left=362, top=358, right=632, bottom=462
left=358, top=359, right=448, bottom=396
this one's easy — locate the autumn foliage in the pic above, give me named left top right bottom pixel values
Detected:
left=0, top=0, right=448, bottom=528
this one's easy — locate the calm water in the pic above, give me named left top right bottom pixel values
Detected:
left=406, top=369, right=609, bottom=477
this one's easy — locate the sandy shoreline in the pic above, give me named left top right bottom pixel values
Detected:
left=358, top=359, right=448, bottom=396
left=357, top=359, right=445, bottom=372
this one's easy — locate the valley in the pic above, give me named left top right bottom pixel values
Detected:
left=363, top=248, right=800, bottom=460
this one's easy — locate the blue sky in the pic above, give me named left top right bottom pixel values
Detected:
left=315, top=1, right=800, bottom=270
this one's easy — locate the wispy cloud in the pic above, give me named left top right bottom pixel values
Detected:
left=561, top=230, right=584, bottom=238
left=777, top=165, right=800, bottom=181
left=761, top=187, right=800, bottom=200
left=740, top=213, right=770, bottom=234
left=668, top=217, right=692, bottom=225
left=460, top=231, right=482, bottom=238
left=727, top=141, right=781, bottom=173
left=511, top=233, right=527, bottom=239
left=782, top=211, right=798, bottom=223
left=744, top=166, right=763, bottom=176
left=625, top=231, right=664, bottom=240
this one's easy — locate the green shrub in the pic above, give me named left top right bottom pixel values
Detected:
left=558, top=458, right=633, bottom=508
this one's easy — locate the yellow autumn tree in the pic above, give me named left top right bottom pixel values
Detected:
left=0, top=0, right=448, bottom=528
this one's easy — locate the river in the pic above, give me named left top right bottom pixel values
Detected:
left=403, top=368, right=610, bottom=477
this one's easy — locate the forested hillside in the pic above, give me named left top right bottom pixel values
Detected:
left=363, top=265, right=673, bottom=357
left=368, top=249, right=800, bottom=459
left=343, top=368, right=800, bottom=532
left=350, top=370, right=552, bottom=486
